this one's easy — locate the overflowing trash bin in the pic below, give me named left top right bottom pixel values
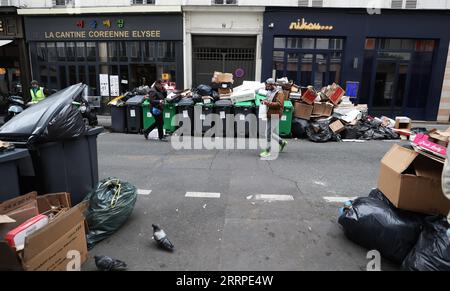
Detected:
left=176, top=97, right=195, bottom=136
left=195, top=99, right=215, bottom=134
left=0, top=84, right=102, bottom=205
left=214, top=99, right=233, bottom=137
left=125, top=95, right=145, bottom=134
left=234, top=101, right=256, bottom=138
left=0, top=147, right=30, bottom=201
left=108, top=95, right=128, bottom=133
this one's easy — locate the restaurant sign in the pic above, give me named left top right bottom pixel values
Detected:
left=289, top=18, right=333, bottom=31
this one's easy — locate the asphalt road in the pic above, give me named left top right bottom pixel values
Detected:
left=82, top=132, right=410, bottom=271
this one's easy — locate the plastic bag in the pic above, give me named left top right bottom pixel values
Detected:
left=338, top=189, right=424, bottom=264
left=0, top=84, right=87, bottom=146
left=195, top=84, right=213, bottom=97
left=402, top=217, right=450, bottom=271
left=84, top=178, right=137, bottom=250
left=292, top=118, right=309, bottom=138
left=306, top=119, right=334, bottom=143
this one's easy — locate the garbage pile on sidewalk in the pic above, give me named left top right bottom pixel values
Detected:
left=338, top=143, right=450, bottom=271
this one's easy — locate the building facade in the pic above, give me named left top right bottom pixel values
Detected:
left=262, top=7, right=450, bottom=120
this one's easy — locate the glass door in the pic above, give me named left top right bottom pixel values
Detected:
left=372, top=60, right=409, bottom=117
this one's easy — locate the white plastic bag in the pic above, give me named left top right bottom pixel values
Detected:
left=259, top=104, right=268, bottom=120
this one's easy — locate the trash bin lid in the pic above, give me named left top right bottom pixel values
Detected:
left=0, top=83, right=86, bottom=144
left=177, top=97, right=194, bottom=106
left=0, top=148, right=29, bottom=163
left=284, top=100, right=293, bottom=109
left=215, top=99, right=233, bottom=107
left=235, top=101, right=254, bottom=107
left=126, top=95, right=146, bottom=105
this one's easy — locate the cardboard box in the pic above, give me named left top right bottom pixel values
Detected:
left=230, top=90, right=255, bottom=104
left=0, top=193, right=88, bottom=271
left=325, top=83, right=345, bottom=105
left=329, top=120, right=345, bottom=134
left=301, top=87, right=317, bottom=105
left=377, top=144, right=450, bottom=216
left=412, top=133, right=447, bottom=158
left=312, top=102, right=333, bottom=117
left=218, top=88, right=232, bottom=95
left=294, top=102, right=313, bottom=120
left=217, top=73, right=234, bottom=83
left=428, top=128, right=450, bottom=147
left=394, top=116, right=412, bottom=130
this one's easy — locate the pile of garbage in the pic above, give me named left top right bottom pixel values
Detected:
left=338, top=143, right=450, bottom=270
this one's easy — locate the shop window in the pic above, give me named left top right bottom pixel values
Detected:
left=158, top=41, right=175, bottom=62
left=88, top=65, right=97, bottom=95
left=379, top=39, right=414, bottom=50
left=120, top=65, right=129, bottom=92
left=329, top=39, right=344, bottom=50
left=144, top=41, right=156, bottom=61
left=37, top=42, right=47, bottom=62
left=365, top=38, right=376, bottom=50
left=316, top=39, right=330, bottom=50
left=56, top=42, right=65, bottom=61
left=59, top=66, right=67, bottom=88
left=78, top=65, right=86, bottom=84
left=108, top=42, right=117, bottom=62
left=128, top=42, right=141, bottom=62
left=68, top=65, right=76, bottom=85
left=415, top=40, right=436, bottom=52
left=329, top=52, right=342, bottom=84
left=99, top=42, right=108, bottom=63
left=118, top=42, right=127, bottom=62
left=39, top=65, right=48, bottom=86
left=274, top=37, right=286, bottom=49
left=86, top=42, right=96, bottom=62
left=66, top=42, right=76, bottom=62
left=272, top=51, right=284, bottom=78
left=408, top=52, right=433, bottom=108
left=286, top=53, right=299, bottom=83
left=162, top=64, right=176, bottom=83
left=287, top=38, right=315, bottom=49
left=49, top=66, right=58, bottom=88
left=77, top=42, right=86, bottom=62
left=378, top=52, right=411, bottom=61
left=47, top=43, right=57, bottom=62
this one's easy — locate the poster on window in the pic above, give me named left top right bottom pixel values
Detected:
left=99, top=74, right=109, bottom=96
left=109, top=75, right=120, bottom=97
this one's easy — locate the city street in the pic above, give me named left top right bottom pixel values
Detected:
left=82, top=132, right=405, bottom=271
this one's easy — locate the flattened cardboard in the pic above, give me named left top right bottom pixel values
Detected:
left=0, top=192, right=37, bottom=214
left=378, top=144, right=450, bottom=215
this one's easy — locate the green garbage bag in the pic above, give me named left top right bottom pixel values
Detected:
left=84, top=178, right=137, bottom=249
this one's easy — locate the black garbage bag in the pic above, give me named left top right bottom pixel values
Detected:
left=195, top=84, right=213, bottom=97
left=292, top=118, right=309, bottom=138
left=84, top=178, right=137, bottom=250
left=338, top=189, right=424, bottom=264
left=0, top=84, right=87, bottom=146
left=402, top=217, right=450, bottom=271
left=341, top=125, right=360, bottom=139
left=306, top=119, right=334, bottom=143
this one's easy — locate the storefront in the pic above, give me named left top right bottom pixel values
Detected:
left=24, top=14, right=183, bottom=100
left=0, top=7, right=30, bottom=113
left=183, top=6, right=264, bottom=88
left=262, top=8, right=450, bottom=121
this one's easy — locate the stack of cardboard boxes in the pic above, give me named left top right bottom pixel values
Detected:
left=0, top=192, right=88, bottom=271
left=212, top=72, right=234, bottom=96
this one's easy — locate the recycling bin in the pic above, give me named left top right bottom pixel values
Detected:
left=280, top=100, right=294, bottom=137
left=214, top=99, right=233, bottom=137
left=163, top=103, right=177, bottom=134
left=110, top=104, right=127, bottom=133
left=142, top=100, right=156, bottom=131
left=0, top=148, right=30, bottom=201
left=176, top=98, right=195, bottom=136
left=126, top=95, right=145, bottom=134
left=234, top=101, right=256, bottom=138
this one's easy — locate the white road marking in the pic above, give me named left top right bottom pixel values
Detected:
left=137, top=189, right=152, bottom=195
left=185, top=192, right=221, bottom=198
left=323, top=196, right=357, bottom=203
left=253, top=194, right=294, bottom=201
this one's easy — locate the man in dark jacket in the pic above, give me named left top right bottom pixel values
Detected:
left=143, top=80, right=168, bottom=142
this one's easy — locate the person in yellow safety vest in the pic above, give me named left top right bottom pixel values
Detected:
left=29, top=80, right=46, bottom=103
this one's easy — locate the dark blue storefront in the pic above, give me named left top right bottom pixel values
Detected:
left=262, top=8, right=450, bottom=121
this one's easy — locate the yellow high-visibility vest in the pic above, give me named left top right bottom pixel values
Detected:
left=30, top=87, right=45, bottom=103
